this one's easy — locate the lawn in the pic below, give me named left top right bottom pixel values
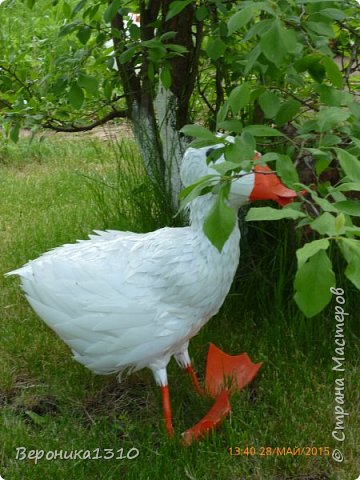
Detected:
left=0, top=134, right=359, bottom=480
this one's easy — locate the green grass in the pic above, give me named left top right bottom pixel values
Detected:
left=1, top=135, right=359, bottom=480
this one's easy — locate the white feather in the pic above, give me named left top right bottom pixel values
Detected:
left=6, top=141, right=255, bottom=380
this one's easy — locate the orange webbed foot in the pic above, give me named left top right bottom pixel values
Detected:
left=205, top=343, right=263, bottom=398
left=181, top=390, right=231, bottom=446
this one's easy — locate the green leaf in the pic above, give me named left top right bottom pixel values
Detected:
left=77, top=25, right=91, bottom=44
left=335, top=183, right=360, bottom=192
left=306, top=148, right=327, bottom=156
left=0, top=75, right=13, bottom=92
left=166, top=0, right=194, bottom=21
left=166, top=44, right=188, bottom=54
left=211, top=161, right=242, bottom=175
left=259, top=152, right=281, bottom=163
left=59, top=21, right=80, bottom=37
left=315, top=155, right=333, bottom=175
left=348, top=101, right=360, bottom=119
left=180, top=124, right=214, bottom=139
left=338, top=238, right=360, bottom=290
left=243, top=125, right=284, bottom=137
left=322, top=134, right=341, bottom=147
left=246, top=206, right=306, bottom=221
left=316, top=107, right=351, bottom=132
left=128, top=23, right=140, bottom=41
left=320, top=8, right=346, bottom=20
left=276, top=154, right=299, bottom=187
left=179, top=174, right=217, bottom=209
left=224, top=136, right=253, bottom=164
left=195, top=5, right=209, bottom=21
left=103, top=80, right=113, bottom=100
left=335, top=213, right=346, bottom=233
left=203, top=187, right=237, bottom=252
left=206, top=37, right=226, bottom=61
left=228, top=83, right=251, bottom=115
left=243, top=19, right=273, bottom=42
left=310, top=212, right=337, bottom=236
left=216, top=119, right=243, bottom=134
left=350, top=136, right=360, bottom=151
left=260, top=20, right=298, bottom=67
left=84, top=3, right=100, bottom=20
left=321, top=56, right=343, bottom=89
left=68, top=83, right=84, bottom=109
left=316, top=85, right=343, bottom=107
left=244, top=44, right=261, bottom=75
left=311, top=193, right=338, bottom=213
left=275, top=99, right=301, bottom=126
left=294, top=250, right=335, bottom=318
left=296, top=238, right=330, bottom=269
left=63, top=2, right=72, bottom=18
left=258, top=91, right=281, bottom=119
left=334, top=200, right=360, bottom=217
left=78, top=73, right=98, bottom=94
left=227, top=7, right=254, bottom=36
left=306, top=21, right=334, bottom=37
left=308, top=62, right=326, bottom=83
left=104, top=0, right=122, bottom=23
left=216, top=102, right=229, bottom=125
left=119, top=46, right=138, bottom=64
left=240, top=131, right=256, bottom=153
left=295, top=53, right=320, bottom=72
left=160, top=31, right=178, bottom=41
left=329, top=189, right=346, bottom=203
left=179, top=175, right=217, bottom=199
left=206, top=147, right=224, bottom=164
left=10, top=123, right=20, bottom=143
left=160, top=65, right=172, bottom=89
left=345, top=227, right=360, bottom=236
left=72, top=0, right=87, bottom=17
left=298, top=0, right=346, bottom=3
left=187, top=138, right=223, bottom=149
left=296, top=54, right=327, bottom=83
left=334, top=148, right=360, bottom=183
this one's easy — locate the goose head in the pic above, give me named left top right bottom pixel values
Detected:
left=181, top=143, right=297, bottom=210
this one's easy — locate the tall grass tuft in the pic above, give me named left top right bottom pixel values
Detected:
left=79, top=138, right=176, bottom=233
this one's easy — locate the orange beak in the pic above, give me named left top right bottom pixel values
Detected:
left=249, top=164, right=297, bottom=206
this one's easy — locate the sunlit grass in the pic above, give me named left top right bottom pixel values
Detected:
left=0, top=135, right=359, bottom=480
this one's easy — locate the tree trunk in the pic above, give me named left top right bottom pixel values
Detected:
left=111, top=3, right=203, bottom=215
left=154, top=85, right=188, bottom=209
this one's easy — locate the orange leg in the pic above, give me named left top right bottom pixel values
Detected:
left=160, top=385, right=174, bottom=437
left=185, top=365, right=205, bottom=396
left=175, top=350, right=205, bottom=396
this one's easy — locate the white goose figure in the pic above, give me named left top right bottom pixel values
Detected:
left=7, top=142, right=297, bottom=438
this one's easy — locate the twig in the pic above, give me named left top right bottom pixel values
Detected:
left=300, top=193, right=320, bottom=217
left=0, top=64, right=35, bottom=98
left=43, top=108, right=128, bottom=133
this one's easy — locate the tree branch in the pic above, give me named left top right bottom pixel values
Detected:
left=111, top=12, right=142, bottom=106
left=43, top=108, right=128, bottom=133
left=0, top=64, right=35, bottom=99
left=197, top=76, right=216, bottom=114
left=183, top=19, right=204, bottom=122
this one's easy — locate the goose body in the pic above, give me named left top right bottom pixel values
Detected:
left=14, top=216, right=240, bottom=377
left=7, top=141, right=296, bottom=435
